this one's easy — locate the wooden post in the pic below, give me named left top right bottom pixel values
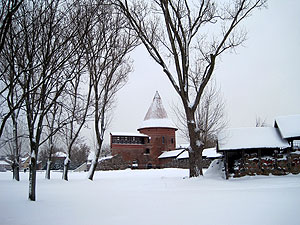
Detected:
left=224, top=151, right=229, bottom=179
left=274, top=149, right=278, bottom=171
left=241, top=149, right=245, bottom=167
left=258, top=149, right=262, bottom=171
left=287, top=146, right=291, bottom=172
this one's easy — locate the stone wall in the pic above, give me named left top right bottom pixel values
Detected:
left=160, top=158, right=213, bottom=169
left=96, top=155, right=129, bottom=170
left=231, top=150, right=300, bottom=178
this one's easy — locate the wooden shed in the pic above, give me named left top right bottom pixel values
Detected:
left=217, top=127, right=291, bottom=179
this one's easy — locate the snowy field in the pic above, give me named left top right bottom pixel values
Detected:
left=1, top=168, right=300, bottom=225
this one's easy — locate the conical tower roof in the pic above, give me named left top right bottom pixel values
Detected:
left=138, top=91, right=177, bottom=130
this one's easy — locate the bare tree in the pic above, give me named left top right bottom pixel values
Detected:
left=0, top=16, right=28, bottom=180
left=62, top=58, right=92, bottom=181
left=44, top=97, right=64, bottom=180
left=0, top=119, right=26, bottom=177
left=59, top=0, right=97, bottom=181
left=116, top=0, right=266, bottom=177
left=0, top=3, right=26, bottom=140
left=13, top=0, right=88, bottom=201
left=255, top=116, right=267, bottom=127
left=0, top=0, right=23, bottom=53
left=176, top=81, right=227, bottom=148
left=70, top=143, right=90, bottom=168
left=83, top=1, right=138, bottom=180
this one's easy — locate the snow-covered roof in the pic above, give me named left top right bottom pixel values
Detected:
left=217, top=127, right=290, bottom=151
left=54, top=152, right=67, bottom=158
left=176, top=151, right=188, bottom=159
left=138, top=118, right=177, bottom=130
left=274, top=114, right=300, bottom=139
left=99, top=155, right=113, bottom=162
left=110, top=132, right=149, bottom=137
left=138, top=91, right=177, bottom=130
left=203, top=148, right=222, bottom=158
left=0, top=160, right=10, bottom=165
left=158, top=149, right=185, bottom=159
left=176, top=148, right=222, bottom=159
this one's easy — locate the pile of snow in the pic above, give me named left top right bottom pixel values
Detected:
left=204, top=159, right=225, bottom=179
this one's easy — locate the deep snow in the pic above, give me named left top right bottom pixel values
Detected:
left=1, top=169, right=300, bottom=225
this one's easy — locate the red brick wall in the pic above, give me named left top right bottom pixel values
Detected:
left=139, top=127, right=176, bottom=166
left=110, top=127, right=176, bottom=169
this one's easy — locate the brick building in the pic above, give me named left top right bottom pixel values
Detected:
left=111, top=91, right=177, bottom=169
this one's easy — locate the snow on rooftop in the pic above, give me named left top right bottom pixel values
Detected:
left=176, top=148, right=222, bottom=159
left=203, top=148, right=222, bottom=158
left=110, top=132, right=149, bottom=137
left=138, top=91, right=177, bottom=130
left=144, top=91, right=168, bottom=120
left=54, top=152, right=67, bottom=158
left=138, top=118, right=177, bottom=130
left=275, top=114, right=300, bottom=139
left=158, top=149, right=185, bottom=159
left=99, top=155, right=113, bottom=162
left=176, top=150, right=188, bottom=159
left=0, top=160, right=10, bottom=165
left=218, top=127, right=290, bottom=151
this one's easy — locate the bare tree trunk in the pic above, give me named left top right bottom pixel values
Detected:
left=13, top=158, right=20, bottom=181
left=88, top=88, right=105, bottom=181
left=45, top=160, right=51, bottom=179
left=12, top=114, right=20, bottom=181
left=28, top=142, right=37, bottom=201
left=185, top=109, right=203, bottom=177
left=88, top=142, right=103, bottom=181
left=45, top=145, right=53, bottom=180
left=62, top=150, right=70, bottom=181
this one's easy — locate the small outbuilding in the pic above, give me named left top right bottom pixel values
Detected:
left=217, top=127, right=292, bottom=179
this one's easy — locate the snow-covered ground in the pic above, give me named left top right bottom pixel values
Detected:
left=1, top=168, right=300, bottom=225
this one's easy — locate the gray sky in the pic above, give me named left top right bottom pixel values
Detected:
left=95, top=0, right=300, bottom=146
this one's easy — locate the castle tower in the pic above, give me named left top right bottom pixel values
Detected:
left=138, top=91, right=177, bottom=168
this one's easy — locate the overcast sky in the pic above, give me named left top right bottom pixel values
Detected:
left=88, top=0, right=300, bottom=146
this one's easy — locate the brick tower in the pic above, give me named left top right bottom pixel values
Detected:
left=137, top=91, right=177, bottom=168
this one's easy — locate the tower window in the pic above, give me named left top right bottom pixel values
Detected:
left=171, top=138, right=174, bottom=144
left=162, top=136, right=165, bottom=144
left=145, top=148, right=150, bottom=154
